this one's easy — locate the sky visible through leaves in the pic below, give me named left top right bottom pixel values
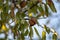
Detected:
left=0, top=0, right=60, bottom=40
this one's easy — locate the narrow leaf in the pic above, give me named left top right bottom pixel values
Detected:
left=42, top=31, right=46, bottom=40
left=34, top=27, right=41, bottom=39
left=21, top=33, right=25, bottom=40
left=46, top=0, right=57, bottom=12
left=45, top=4, right=49, bottom=17
left=29, top=27, right=33, bottom=39
left=38, top=5, right=45, bottom=16
left=24, top=29, right=29, bottom=36
left=44, top=25, right=50, bottom=34
left=52, top=32, right=57, bottom=40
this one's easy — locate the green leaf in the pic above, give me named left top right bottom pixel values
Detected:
left=36, top=20, right=41, bottom=26
left=21, top=33, right=25, bottom=40
left=46, top=0, right=57, bottom=12
left=21, top=13, right=26, bottom=18
left=27, top=1, right=33, bottom=8
left=44, top=25, right=50, bottom=34
left=34, top=27, right=41, bottom=39
left=38, top=5, right=45, bottom=16
left=16, top=13, right=21, bottom=20
left=44, top=4, right=49, bottom=17
left=52, top=32, right=57, bottom=40
left=24, top=21, right=29, bottom=28
left=3, top=3, right=9, bottom=13
left=0, top=39, right=6, bottom=40
left=29, top=27, right=33, bottom=39
left=0, top=0, right=3, bottom=5
left=1, top=13, right=9, bottom=23
left=0, top=20, right=2, bottom=29
left=28, top=6, right=37, bottom=14
left=24, top=29, right=29, bottom=36
left=42, top=31, right=46, bottom=40
left=19, top=24, right=25, bottom=32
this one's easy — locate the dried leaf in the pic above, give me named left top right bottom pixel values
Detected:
left=20, top=1, right=27, bottom=8
left=11, top=3, right=15, bottom=18
left=29, top=17, right=37, bottom=26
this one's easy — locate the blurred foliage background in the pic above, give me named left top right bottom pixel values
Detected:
left=0, top=0, right=58, bottom=40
